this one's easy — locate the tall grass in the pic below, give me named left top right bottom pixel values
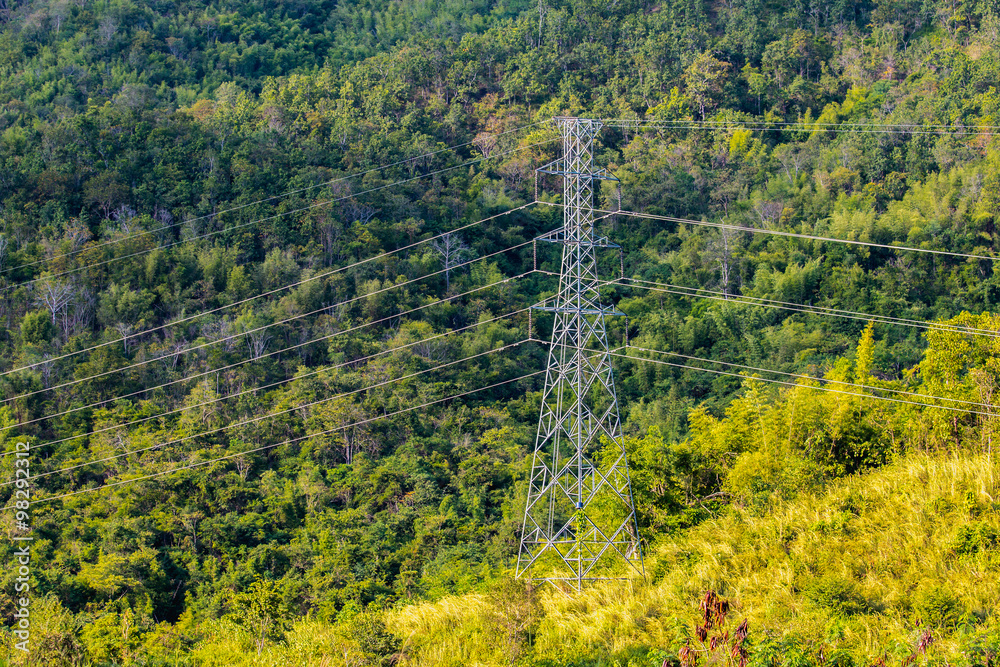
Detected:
left=390, top=451, right=1000, bottom=666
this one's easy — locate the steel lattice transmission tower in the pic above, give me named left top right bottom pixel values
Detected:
left=516, top=117, right=644, bottom=590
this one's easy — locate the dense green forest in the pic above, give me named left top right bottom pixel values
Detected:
left=0, top=0, right=999, bottom=664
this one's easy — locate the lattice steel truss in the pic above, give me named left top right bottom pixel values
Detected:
left=516, top=117, right=644, bottom=590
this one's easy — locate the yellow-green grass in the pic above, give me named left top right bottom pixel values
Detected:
left=391, top=451, right=1000, bottom=666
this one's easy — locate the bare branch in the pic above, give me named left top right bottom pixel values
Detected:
left=429, top=232, right=475, bottom=291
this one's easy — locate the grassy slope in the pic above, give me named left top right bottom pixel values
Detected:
left=388, top=451, right=1000, bottom=666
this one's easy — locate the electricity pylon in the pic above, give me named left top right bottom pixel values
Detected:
left=516, top=117, right=643, bottom=590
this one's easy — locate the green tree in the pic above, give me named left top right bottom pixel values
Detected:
left=21, top=309, right=54, bottom=344
left=225, top=579, right=288, bottom=657
left=683, top=51, right=731, bottom=119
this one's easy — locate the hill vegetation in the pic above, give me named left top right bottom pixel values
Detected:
left=0, top=0, right=999, bottom=664
left=390, top=449, right=1000, bottom=667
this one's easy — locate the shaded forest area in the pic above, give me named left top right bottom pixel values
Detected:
left=0, top=0, right=999, bottom=664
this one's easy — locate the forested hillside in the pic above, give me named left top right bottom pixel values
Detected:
left=0, top=0, right=999, bottom=664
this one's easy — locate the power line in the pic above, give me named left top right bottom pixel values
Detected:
left=2, top=202, right=550, bottom=377
left=535, top=270, right=1000, bottom=386
left=24, top=265, right=981, bottom=463
left=19, top=369, right=544, bottom=508
left=614, top=346, right=995, bottom=417
left=618, top=276, right=1000, bottom=339
left=526, top=331, right=995, bottom=415
left=535, top=266, right=997, bottom=409
left=4, top=138, right=557, bottom=292
left=1, top=120, right=550, bottom=277
left=621, top=345, right=995, bottom=411
left=600, top=118, right=1000, bottom=136
left=1, top=268, right=537, bottom=447
left=602, top=208, right=998, bottom=262
left=609, top=118, right=1000, bottom=130
left=16, top=341, right=992, bottom=509
left=0, top=301, right=532, bottom=460
left=538, top=268, right=933, bottom=336
left=11, top=339, right=530, bottom=487
left=1, top=239, right=534, bottom=405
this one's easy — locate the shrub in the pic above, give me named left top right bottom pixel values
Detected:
left=21, top=309, right=53, bottom=343
left=352, top=610, right=400, bottom=667
left=952, top=522, right=999, bottom=556
left=803, top=576, right=871, bottom=616
left=912, top=587, right=963, bottom=629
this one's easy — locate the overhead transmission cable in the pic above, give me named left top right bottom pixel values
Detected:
left=531, top=273, right=999, bottom=410
left=538, top=268, right=961, bottom=337
left=17, top=341, right=993, bottom=509
left=16, top=369, right=543, bottom=508
left=523, top=284, right=997, bottom=414
left=2, top=201, right=553, bottom=377
left=608, top=118, right=1000, bottom=130
left=5, top=137, right=557, bottom=291
left=1, top=239, right=535, bottom=406
left=614, top=276, right=1000, bottom=339
left=529, top=338, right=999, bottom=417
left=1, top=120, right=551, bottom=277
left=617, top=345, right=995, bottom=411
left=599, top=118, right=1000, bottom=136
left=612, top=346, right=997, bottom=417
left=1, top=288, right=535, bottom=456
left=4, top=339, right=532, bottom=487
left=593, top=207, right=998, bottom=262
